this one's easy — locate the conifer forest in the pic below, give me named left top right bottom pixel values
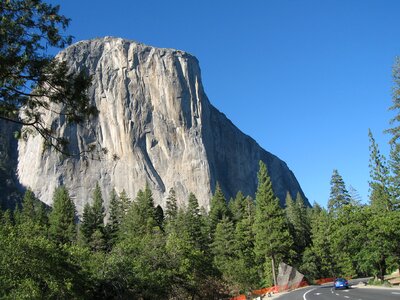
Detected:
left=1, top=1, right=400, bottom=299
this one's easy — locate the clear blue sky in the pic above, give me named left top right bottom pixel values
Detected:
left=49, top=0, right=400, bottom=207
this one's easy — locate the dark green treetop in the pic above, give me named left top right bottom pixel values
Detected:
left=209, top=182, right=229, bottom=234
left=48, top=185, right=76, bottom=245
left=328, top=169, right=351, bottom=214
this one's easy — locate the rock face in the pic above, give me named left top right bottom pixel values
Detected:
left=17, top=37, right=307, bottom=214
left=0, top=120, right=21, bottom=209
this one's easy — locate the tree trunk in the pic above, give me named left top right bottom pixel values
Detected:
left=271, top=255, right=277, bottom=288
left=378, top=257, right=386, bottom=282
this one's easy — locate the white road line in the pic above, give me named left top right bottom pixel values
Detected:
left=303, top=288, right=317, bottom=300
left=392, top=292, right=400, bottom=295
left=344, top=296, right=350, bottom=299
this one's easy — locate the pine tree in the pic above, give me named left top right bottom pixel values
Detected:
left=328, top=169, right=350, bottom=214
left=35, top=201, right=49, bottom=227
left=211, top=217, right=236, bottom=284
left=48, top=186, right=76, bottom=245
left=386, top=58, right=400, bottom=142
left=80, top=182, right=105, bottom=249
left=21, top=189, right=37, bottom=223
left=120, top=184, right=157, bottom=238
left=185, top=193, right=205, bottom=249
left=165, top=188, right=178, bottom=222
left=165, top=193, right=215, bottom=298
left=285, top=192, right=310, bottom=265
left=228, top=191, right=247, bottom=224
left=253, top=161, right=293, bottom=287
left=105, top=188, right=121, bottom=249
left=91, top=182, right=105, bottom=230
left=233, top=203, right=258, bottom=290
left=301, top=205, right=337, bottom=279
left=368, top=129, right=392, bottom=211
left=388, top=143, right=400, bottom=208
left=119, top=189, right=131, bottom=216
left=386, top=58, right=400, bottom=206
left=81, top=202, right=94, bottom=243
left=209, top=182, right=229, bottom=234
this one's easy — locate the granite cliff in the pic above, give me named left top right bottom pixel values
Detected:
left=16, top=37, right=307, bottom=214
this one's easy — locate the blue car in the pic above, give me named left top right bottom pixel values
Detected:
left=334, top=278, right=349, bottom=289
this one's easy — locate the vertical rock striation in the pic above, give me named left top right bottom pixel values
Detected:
left=16, top=37, right=307, bottom=214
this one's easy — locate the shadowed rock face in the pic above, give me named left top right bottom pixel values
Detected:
left=16, top=37, right=307, bottom=214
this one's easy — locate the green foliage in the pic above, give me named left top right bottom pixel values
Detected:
left=359, top=207, right=400, bottom=280
left=211, top=217, right=236, bottom=280
left=165, top=193, right=217, bottom=298
left=330, top=202, right=366, bottom=277
left=285, top=192, right=311, bottom=266
left=0, top=0, right=97, bottom=154
left=328, top=169, right=351, bottom=213
left=80, top=183, right=105, bottom=250
left=104, top=188, right=126, bottom=250
left=0, top=221, right=90, bottom=299
left=48, top=186, right=76, bottom=245
left=228, top=191, right=255, bottom=225
left=233, top=211, right=259, bottom=291
left=368, top=130, right=392, bottom=211
left=253, top=161, right=293, bottom=285
left=18, top=189, right=49, bottom=232
left=165, top=187, right=178, bottom=221
left=120, top=184, right=158, bottom=238
left=386, top=57, right=400, bottom=144
left=209, top=182, right=229, bottom=234
left=301, top=205, right=336, bottom=279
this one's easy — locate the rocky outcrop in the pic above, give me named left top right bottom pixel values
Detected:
left=17, top=37, right=307, bottom=214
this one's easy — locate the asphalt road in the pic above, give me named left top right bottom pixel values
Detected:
left=274, top=279, right=400, bottom=300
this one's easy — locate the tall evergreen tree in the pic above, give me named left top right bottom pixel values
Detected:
left=301, top=205, right=337, bottom=279
left=211, top=217, right=237, bottom=284
left=20, top=188, right=37, bottom=223
left=119, top=189, right=131, bottom=216
left=368, top=129, right=392, bottom=211
left=104, top=188, right=121, bottom=249
left=253, top=161, right=293, bottom=287
left=80, top=182, right=105, bottom=250
left=209, top=182, right=229, bottom=234
left=165, top=187, right=178, bottom=222
left=165, top=192, right=216, bottom=298
left=91, top=183, right=105, bottom=228
left=328, top=169, right=351, bottom=214
left=386, top=58, right=400, bottom=143
left=81, top=202, right=94, bottom=243
left=233, top=201, right=258, bottom=291
left=120, top=184, right=157, bottom=238
left=185, top=193, right=206, bottom=249
left=285, top=192, right=311, bottom=266
left=48, top=186, right=76, bottom=245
